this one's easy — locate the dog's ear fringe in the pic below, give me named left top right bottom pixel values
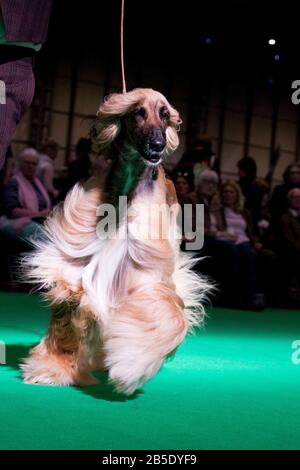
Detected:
left=90, top=92, right=128, bottom=154
left=166, top=107, right=182, bottom=154
left=166, top=126, right=179, bottom=155
left=90, top=119, right=121, bottom=153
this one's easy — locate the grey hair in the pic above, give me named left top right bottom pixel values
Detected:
left=18, top=147, right=39, bottom=162
left=194, top=168, right=219, bottom=190
left=16, top=148, right=40, bottom=173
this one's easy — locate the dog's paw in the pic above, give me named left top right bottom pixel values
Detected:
left=21, top=359, right=75, bottom=386
left=108, top=366, right=141, bottom=395
left=108, top=358, right=163, bottom=395
left=21, top=356, right=99, bottom=387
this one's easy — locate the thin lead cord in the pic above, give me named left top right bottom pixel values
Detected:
left=121, top=0, right=126, bottom=93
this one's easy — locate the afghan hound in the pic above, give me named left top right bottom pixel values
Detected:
left=21, top=88, right=210, bottom=395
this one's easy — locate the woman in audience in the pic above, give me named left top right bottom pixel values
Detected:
left=0, top=148, right=51, bottom=245
left=212, top=180, right=265, bottom=309
left=182, top=169, right=239, bottom=306
left=182, top=168, right=219, bottom=240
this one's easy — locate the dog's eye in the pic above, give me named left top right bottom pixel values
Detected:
left=159, top=107, right=170, bottom=120
left=133, top=107, right=147, bottom=119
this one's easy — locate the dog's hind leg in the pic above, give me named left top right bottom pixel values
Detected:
left=104, top=285, right=188, bottom=395
left=21, top=302, right=99, bottom=386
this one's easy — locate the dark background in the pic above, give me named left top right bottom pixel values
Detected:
left=44, top=0, right=300, bottom=82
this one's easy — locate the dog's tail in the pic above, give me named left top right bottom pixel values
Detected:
left=172, top=251, right=214, bottom=332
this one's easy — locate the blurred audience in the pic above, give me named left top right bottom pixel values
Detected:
left=1, top=135, right=300, bottom=309
left=237, top=156, right=266, bottom=231
left=58, top=138, right=92, bottom=199
left=182, top=168, right=219, bottom=239
left=0, top=148, right=51, bottom=245
left=173, top=166, right=194, bottom=205
left=68, top=138, right=92, bottom=185
left=269, top=163, right=300, bottom=232
left=212, top=181, right=265, bottom=309
left=183, top=170, right=243, bottom=307
left=185, top=168, right=218, bottom=205
left=279, top=187, right=300, bottom=304
left=36, top=138, right=59, bottom=201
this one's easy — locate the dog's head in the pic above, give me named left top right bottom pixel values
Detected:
left=91, top=88, right=181, bottom=166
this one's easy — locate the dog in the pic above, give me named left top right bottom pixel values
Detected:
left=21, top=88, right=210, bottom=395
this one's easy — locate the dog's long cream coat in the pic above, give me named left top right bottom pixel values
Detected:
left=21, top=89, right=210, bottom=394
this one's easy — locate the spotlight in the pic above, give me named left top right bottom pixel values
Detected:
left=205, top=37, right=212, bottom=45
left=274, top=54, right=280, bottom=61
left=268, top=39, right=276, bottom=46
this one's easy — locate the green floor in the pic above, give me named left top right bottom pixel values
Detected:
left=0, top=291, right=300, bottom=450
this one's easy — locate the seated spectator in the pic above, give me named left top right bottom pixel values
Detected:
left=279, top=188, right=300, bottom=305
left=182, top=169, right=239, bottom=306
left=0, top=148, right=51, bottom=245
left=173, top=166, right=194, bottom=205
left=182, top=168, right=219, bottom=240
left=254, top=179, right=272, bottom=242
left=211, top=181, right=265, bottom=309
left=36, top=138, right=59, bottom=201
left=269, top=162, right=300, bottom=233
left=180, top=135, right=216, bottom=172
left=249, top=179, right=280, bottom=305
left=237, top=156, right=266, bottom=230
left=184, top=167, right=218, bottom=205
left=163, top=135, right=216, bottom=174
left=213, top=181, right=256, bottom=243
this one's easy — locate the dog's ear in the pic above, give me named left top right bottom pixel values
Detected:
left=165, top=105, right=182, bottom=156
left=90, top=93, right=127, bottom=155
left=90, top=115, right=121, bottom=155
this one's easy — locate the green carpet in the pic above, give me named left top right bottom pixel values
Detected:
left=0, top=291, right=300, bottom=450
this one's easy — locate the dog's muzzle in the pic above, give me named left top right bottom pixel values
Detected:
left=145, top=128, right=166, bottom=163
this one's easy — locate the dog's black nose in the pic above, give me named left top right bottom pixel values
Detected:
left=149, top=129, right=166, bottom=153
left=149, top=139, right=165, bottom=153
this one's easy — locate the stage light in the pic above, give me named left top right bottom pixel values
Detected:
left=268, top=39, right=276, bottom=45
left=205, top=37, right=212, bottom=45
left=274, top=54, right=280, bottom=61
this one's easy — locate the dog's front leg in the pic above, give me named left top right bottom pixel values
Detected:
left=21, top=303, right=99, bottom=386
left=103, top=285, right=187, bottom=395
